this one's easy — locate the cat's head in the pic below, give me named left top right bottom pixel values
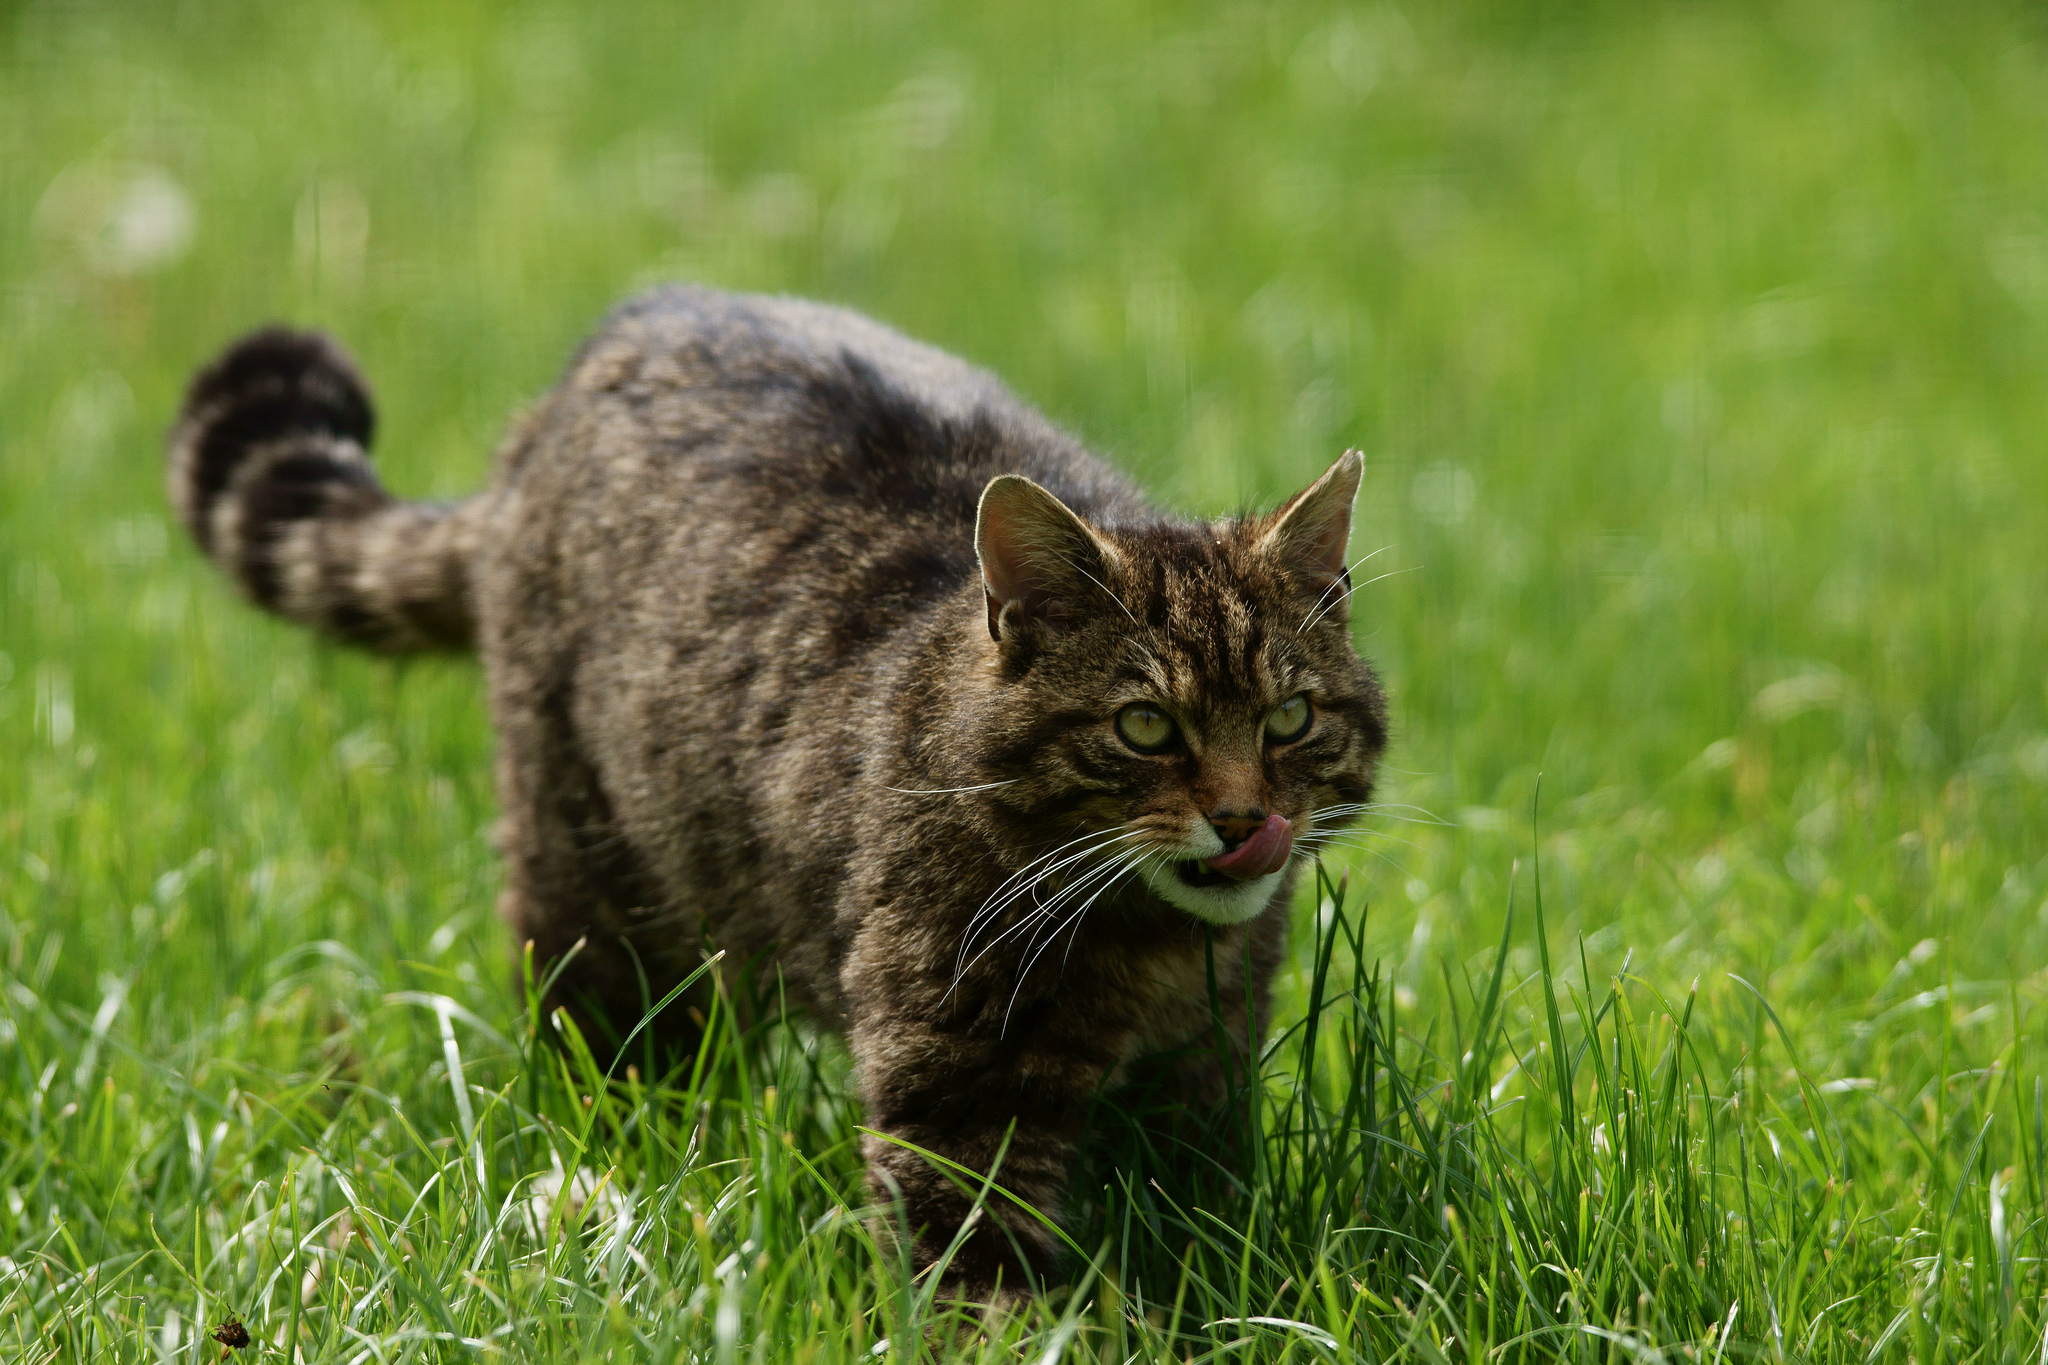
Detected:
left=969, top=452, right=1386, bottom=926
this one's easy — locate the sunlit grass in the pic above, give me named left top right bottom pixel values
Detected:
left=4, top=862, right=2040, bottom=1360
left=5, top=0, right=2048, bottom=1359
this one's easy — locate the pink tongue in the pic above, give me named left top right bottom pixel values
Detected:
left=1202, top=814, right=1294, bottom=881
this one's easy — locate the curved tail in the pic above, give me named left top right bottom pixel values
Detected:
left=167, top=327, right=482, bottom=653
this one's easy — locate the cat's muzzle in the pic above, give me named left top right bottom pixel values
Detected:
left=1180, top=813, right=1293, bottom=885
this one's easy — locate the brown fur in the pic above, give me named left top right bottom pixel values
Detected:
left=167, top=286, right=1387, bottom=1298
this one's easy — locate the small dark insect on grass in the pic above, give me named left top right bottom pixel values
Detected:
left=210, top=1316, right=251, bottom=1352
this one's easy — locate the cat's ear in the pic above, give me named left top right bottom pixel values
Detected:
left=1260, top=450, right=1362, bottom=622
left=975, top=475, right=1119, bottom=643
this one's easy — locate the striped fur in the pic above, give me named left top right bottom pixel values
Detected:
left=167, top=328, right=480, bottom=652
left=167, top=288, right=1388, bottom=1302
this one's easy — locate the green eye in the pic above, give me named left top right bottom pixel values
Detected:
left=1265, top=694, right=1312, bottom=744
left=1115, top=702, right=1177, bottom=753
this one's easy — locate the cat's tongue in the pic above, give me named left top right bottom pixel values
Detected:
left=1202, top=814, right=1293, bottom=880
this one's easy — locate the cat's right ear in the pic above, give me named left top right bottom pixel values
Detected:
left=1258, top=449, right=1362, bottom=621
left=975, top=475, right=1118, bottom=643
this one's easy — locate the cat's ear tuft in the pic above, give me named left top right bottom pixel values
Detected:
left=1260, top=450, right=1363, bottom=622
left=975, top=475, right=1117, bottom=643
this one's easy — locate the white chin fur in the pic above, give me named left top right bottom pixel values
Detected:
left=1142, top=862, right=1287, bottom=925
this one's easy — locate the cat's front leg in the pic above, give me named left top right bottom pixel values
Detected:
left=851, top=1019, right=1101, bottom=1300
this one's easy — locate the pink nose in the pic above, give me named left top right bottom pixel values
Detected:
left=1201, top=813, right=1293, bottom=880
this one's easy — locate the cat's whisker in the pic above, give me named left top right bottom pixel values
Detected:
left=994, top=838, right=1151, bottom=964
left=1030, top=844, right=1158, bottom=967
left=1295, top=545, right=1392, bottom=633
left=1298, top=824, right=1430, bottom=859
left=1294, top=831, right=1420, bottom=876
left=1305, top=800, right=1453, bottom=831
left=968, top=836, right=1145, bottom=967
left=1302, top=562, right=1423, bottom=634
left=961, top=826, right=1134, bottom=944
left=949, top=830, right=1150, bottom=991
left=1003, top=847, right=1154, bottom=1033
left=1015, top=844, right=1149, bottom=961
left=1054, top=850, right=1160, bottom=969
left=1302, top=818, right=1433, bottom=847
left=1342, top=810, right=1432, bottom=826
left=1309, top=798, right=1453, bottom=825
left=1052, top=550, right=1142, bottom=629
left=983, top=824, right=1129, bottom=896
left=1295, top=847, right=1409, bottom=887
left=884, top=778, right=1022, bottom=796
left=958, top=828, right=1143, bottom=953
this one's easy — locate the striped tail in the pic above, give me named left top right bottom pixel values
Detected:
left=167, top=327, right=482, bottom=653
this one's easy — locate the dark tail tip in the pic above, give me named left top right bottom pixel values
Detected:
left=183, top=326, right=373, bottom=443
left=170, top=327, right=377, bottom=552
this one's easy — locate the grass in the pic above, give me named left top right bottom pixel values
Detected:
left=4, top=0, right=2048, bottom=1358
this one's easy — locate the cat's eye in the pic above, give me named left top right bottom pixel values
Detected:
left=1265, top=694, right=1312, bottom=744
left=1115, top=702, right=1178, bottom=754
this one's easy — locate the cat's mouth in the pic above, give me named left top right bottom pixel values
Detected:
left=1175, top=861, right=1239, bottom=889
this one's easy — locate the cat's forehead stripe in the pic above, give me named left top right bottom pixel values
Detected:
left=1092, top=535, right=1293, bottom=708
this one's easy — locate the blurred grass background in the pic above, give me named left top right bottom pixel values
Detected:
left=4, top=0, right=2048, bottom=1358
left=8, top=0, right=2046, bottom=1024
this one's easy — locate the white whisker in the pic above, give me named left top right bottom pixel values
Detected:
left=1056, top=850, right=1161, bottom=969
left=1296, top=831, right=1423, bottom=872
left=963, top=826, right=1127, bottom=936
left=965, top=837, right=1144, bottom=972
left=1307, top=799, right=1453, bottom=828
left=1053, top=551, right=1141, bottom=628
left=884, top=779, right=1022, bottom=795
left=957, top=829, right=1140, bottom=955
left=1301, top=561, right=1423, bottom=634
left=1015, top=845, right=1146, bottom=960
left=1295, top=545, right=1392, bottom=633
left=948, top=829, right=1150, bottom=993
left=1002, top=847, right=1153, bottom=1034
left=1299, top=824, right=1430, bottom=857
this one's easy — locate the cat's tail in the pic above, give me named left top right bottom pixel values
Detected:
left=167, top=327, right=484, bottom=654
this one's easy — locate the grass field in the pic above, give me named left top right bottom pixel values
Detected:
left=5, top=0, right=2048, bottom=1359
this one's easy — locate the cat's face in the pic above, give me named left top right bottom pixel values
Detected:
left=971, top=454, right=1386, bottom=925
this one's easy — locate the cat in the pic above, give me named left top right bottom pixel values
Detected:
left=166, top=285, right=1388, bottom=1300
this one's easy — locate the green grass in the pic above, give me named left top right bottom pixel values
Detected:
left=5, top=0, right=2048, bottom=1358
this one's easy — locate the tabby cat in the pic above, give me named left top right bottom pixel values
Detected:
left=167, top=286, right=1388, bottom=1299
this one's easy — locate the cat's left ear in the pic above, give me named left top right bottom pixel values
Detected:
left=976, top=475, right=1120, bottom=643
left=1259, top=450, right=1362, bottom=622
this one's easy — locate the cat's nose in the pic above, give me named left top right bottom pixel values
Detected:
left=1201, top=812, right=1294, bottom=879
left=1209, top=808, right=1269, bottom=852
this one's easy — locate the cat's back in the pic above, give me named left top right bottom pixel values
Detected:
left=586, top=285, right=1004, bottom=429
left=502, top=285, right=1145, bottom=536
